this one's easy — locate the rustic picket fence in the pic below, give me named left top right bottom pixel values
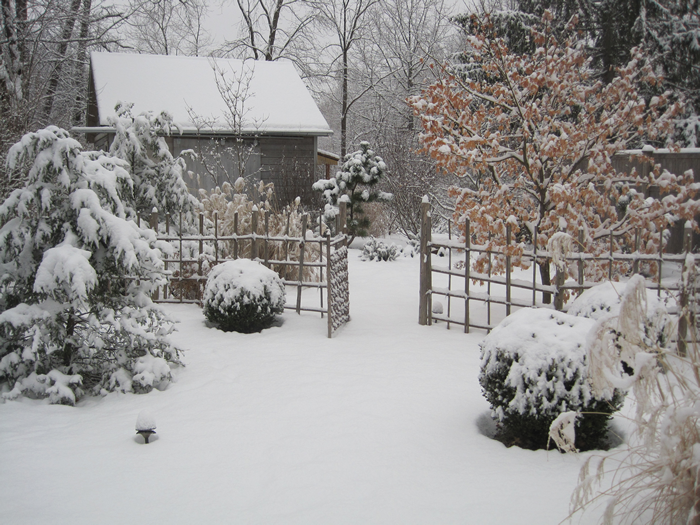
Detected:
left=418, top=201, right=699, bottom=348
left=141, top=203, right=351, bottom=338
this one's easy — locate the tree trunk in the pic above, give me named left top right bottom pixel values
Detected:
left=42, top=0, right=82, bottom=122
left=62, top=309, right=77, bottom=367
left=71, top=0, right=92, bottom=126
left=341, top=49, right=348, bottom=158
left=539, top=260, right=552, bottom=304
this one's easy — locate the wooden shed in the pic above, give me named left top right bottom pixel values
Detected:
left=78, top=52, right=334, bottom=206
left=614, top=147, right=700, bottom=252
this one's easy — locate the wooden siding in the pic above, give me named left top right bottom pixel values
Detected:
left=259, top=136, right=317, bottom=206
left=613, top=150, right=700, bottom=252
left=172, top=136, right=262, bottom=195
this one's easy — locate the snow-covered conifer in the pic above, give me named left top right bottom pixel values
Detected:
left=108, top=103, right=200, bottom=222
left=313, top=142, right=392, bottom=240
left=0, top=127, right=181, bottom=404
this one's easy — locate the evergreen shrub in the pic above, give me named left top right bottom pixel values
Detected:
left=203, top=259, right=286, bottom=333
left=479, top=308, right=625, bottom=451
left=361, top=237, right=400, bottom=261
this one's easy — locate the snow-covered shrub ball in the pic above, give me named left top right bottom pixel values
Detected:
left=361, top=237, right=400, bottom=262
left=479, top=308, right=625, bottom=451
left=203, top=260, right=286, bottom=333
left=567, top=280, right=672, bottom=348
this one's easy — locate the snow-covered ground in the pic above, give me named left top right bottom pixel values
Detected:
left=0, top=249, right=612, bottom=524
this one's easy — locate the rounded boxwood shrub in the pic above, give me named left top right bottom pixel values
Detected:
left=479, top=307, right=625, bottom=451
left=203, top=259, right=286, bottom=333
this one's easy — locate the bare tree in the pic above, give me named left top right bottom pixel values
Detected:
left=0, top=0, right=128, bottom=198
left=336, top=0, right=457, bottom=236
left=185, top=60, right=264, bottom=190
left=124, top=0, right=212, bottom=56
left=224, top=0, right=316, bottom=61
left=312, top=0, right=379, bottom=158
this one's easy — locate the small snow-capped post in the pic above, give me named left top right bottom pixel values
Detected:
left=149, top=207, right=158, bottom=230
left=419, top=196, right=432, bottom=325
left=135, top=410, right=157, bottom=444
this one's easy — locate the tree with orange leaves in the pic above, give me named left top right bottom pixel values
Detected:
left=409, top=11, right=698, bottom=297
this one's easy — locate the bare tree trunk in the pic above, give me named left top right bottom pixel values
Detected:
left=341, top=49, right=348, bottom=157
left=42, top=0, right=82, bottom=122
left=71, top=0, right=93, bottom=126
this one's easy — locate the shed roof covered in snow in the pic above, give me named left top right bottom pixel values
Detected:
left=88, top=52, right=332, bottom=136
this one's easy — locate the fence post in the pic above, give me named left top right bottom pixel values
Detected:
left=657, top=230, right=664, bottom=297
left=554, top=266, right=566, bottom=311
left=464, top=219, right=470, bottom=334
left=264, top=210, right=270, bottom=266
left=179, top=213, right=183, bottom=303
left=164, top=213, right=170, bottom=300
left=532, top=230, right=538, bottom=305
left=251, top=206, right=259, bottom=259
left=296, top=214, right=308, bottom=314
left=419, top=197, right=432, bottom=325
left=150, top=208, right=159, bottom=301
left=678, top=223, right=694, bottom=357
left=608, top=231, right=614, bottom=281
left=326, top=232, right=333, bottom=338
left=198, top=212, right=204, bottom=303
left=214, top=211, right=219, bottom=266
left=233, top=212, right=239, bottom=260
left=632, top=228, right=640, bottom=275
left=578, top=228, right=584, bottom=292
left=505, top=224, right=512, bottom=317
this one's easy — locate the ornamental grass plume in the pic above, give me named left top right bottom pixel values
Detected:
left=565, top=270, right=700, bottom=524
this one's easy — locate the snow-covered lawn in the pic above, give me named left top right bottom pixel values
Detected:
left=0, top=249, right=609, bottom=524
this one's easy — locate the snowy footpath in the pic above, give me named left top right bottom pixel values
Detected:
left=0, top=249, right=608, bottom=524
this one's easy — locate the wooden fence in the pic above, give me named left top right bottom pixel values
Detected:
left=418, top=201, right=699, bottom=342
left=144, top=203, right=350, bottom=338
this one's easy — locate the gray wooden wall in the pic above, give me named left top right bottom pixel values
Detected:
left=171, top=135, right=319, bottom=207
left=613, top=150, right=700, bottom=252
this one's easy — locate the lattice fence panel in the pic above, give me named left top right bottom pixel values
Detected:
left=329, top=246, right=350, bottom=334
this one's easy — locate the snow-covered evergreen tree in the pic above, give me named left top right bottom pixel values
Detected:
left=0, top=127, right=181, bottom=405
left=313, top=141, right=392, bottom=240
left=108, top=103, right=200, bottom=222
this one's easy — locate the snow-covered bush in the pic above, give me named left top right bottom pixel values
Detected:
left=0, top=127, right=181, bottom=404
left=361, top=237, right=400, bottom=262
left=479, top=308, right=625, bottom=451
left=203, top=259, right=286, bottom=333
left=567, top=280, right=672, bottom=349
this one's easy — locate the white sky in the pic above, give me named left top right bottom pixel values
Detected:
left=203, top=0, right=242, bottom=49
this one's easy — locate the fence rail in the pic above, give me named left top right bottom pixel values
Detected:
left=418, top=201, right=699, bottom=343
left=145, top=202, right=350, bottom=338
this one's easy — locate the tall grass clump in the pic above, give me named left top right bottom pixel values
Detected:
left=199, top=178, right=322, bottom=281
left=559, top=268, right=700, bottom=524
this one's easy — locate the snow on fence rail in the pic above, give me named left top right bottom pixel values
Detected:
left=418, top=201, right=699, bottom=345
left=140, top=203, right=350, bottom=338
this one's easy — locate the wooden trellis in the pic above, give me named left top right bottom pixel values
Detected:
left=418, top=201, right=699, bottom=345
left=145, top=203, right=350, bottom=338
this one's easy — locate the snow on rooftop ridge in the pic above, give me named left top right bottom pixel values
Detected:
left=90, top=52, right=332, bottom=135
